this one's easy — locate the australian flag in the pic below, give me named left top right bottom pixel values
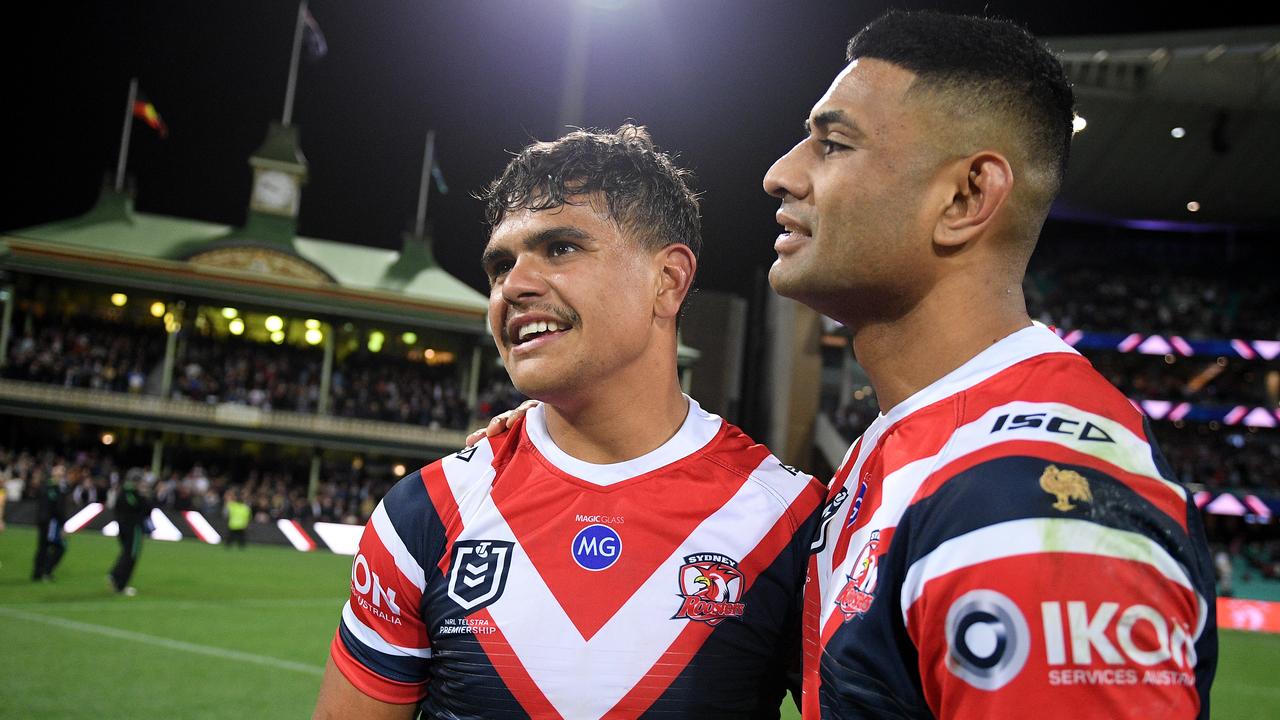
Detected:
left=303, top=7, right=328, bottom=61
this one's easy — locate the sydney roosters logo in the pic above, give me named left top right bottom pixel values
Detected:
left=836, top=530, right=880, bottom=621
left=672, top=553, right=746, bottom=626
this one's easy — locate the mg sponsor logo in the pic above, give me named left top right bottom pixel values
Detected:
left=571, top=524, right=622, bottom=571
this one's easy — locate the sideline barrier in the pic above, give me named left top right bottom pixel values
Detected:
left=1218, top=597, right=1280, bottom=634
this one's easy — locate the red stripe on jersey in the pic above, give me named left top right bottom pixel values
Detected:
left=468, top=608, right=562, bottom=718
left=956, top=353, right=1146, bottom=439
left=330, top=630, right=427, bottom=705
left=421, top=462, right=465, bottom=577
left=908, top=439, right=1187, bottom=532
left=905, top=553, right=1202, bottom=719
left=606, top=478, right=825, bottom=716
left=351, top=522, right=429, bottom=648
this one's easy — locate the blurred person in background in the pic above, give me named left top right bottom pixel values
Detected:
left=108, top=468, right=153, bottom=596
left=31, top=462, right=69, bottom=581
left=224, top=489, right=251, bottom=549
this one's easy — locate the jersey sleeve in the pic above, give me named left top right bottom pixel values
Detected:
left=897, top=453, right=1217, bottom=720
left=330, top=470, right=437, bottom=704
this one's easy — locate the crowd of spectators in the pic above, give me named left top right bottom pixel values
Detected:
left=2, top=311, right=527, bottom=432
left=0, top=444, right=401, bottom=528
left=3, top=316, right=163, bottom=393
left=1089, top=352, right=1276, bottom=407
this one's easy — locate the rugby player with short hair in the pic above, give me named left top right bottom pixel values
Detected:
left=762, top=10, right=1217, bottom=718
left=314, top=125, right=825, bottom=719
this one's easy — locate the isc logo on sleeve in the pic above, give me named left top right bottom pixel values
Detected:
left=572, top=524, right=622, bottom=571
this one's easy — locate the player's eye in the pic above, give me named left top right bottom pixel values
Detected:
left=548, top=241, right=578, bottom=257
left=486, top=259, right=514, bottom=283
left=819, top=139, right=849, bottom=156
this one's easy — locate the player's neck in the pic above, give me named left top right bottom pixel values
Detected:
left=540, top=374, right=689, bottom=465
left=852, top=275, right=1031, bottom=413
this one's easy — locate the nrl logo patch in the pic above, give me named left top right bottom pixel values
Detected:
left=672, top=553, right=746, bottom=626
left=446, top=540, right=515, bottom=612
left=1039, top=464, right=1092, bottom=512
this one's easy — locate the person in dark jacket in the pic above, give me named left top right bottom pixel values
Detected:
left=108, top=468, right=153, bottom=596
left=32, top=464, right=69, bottom=581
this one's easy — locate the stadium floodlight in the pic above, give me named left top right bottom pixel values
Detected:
left=221, top=307, right=238, bottom=319
left=110, top=293, right=128, bottom=307
left=402, top=331, right=417, bottom=345
left=393, top=463, right=406, bottom=476
left=1171, top=127, right=1186, bottom=139
left=150, top=301, right=166, bottom=317
left=271, top=330, right=286, bottom=344
left=229, top=318, right=245, bottom=335
left=101, top=432, right=115, bottom=445
left=424, top=348, right=436, bottom=360
left=1072, top=113, right=1087, bottom=134
left=368, top=330, right=385, bottom=352
left=305, top=318, right=321, bottom=330
left=1187, top=201, right=1201, bottom=212
left=265, top=315, right=285, bottom=332
left=305, top=328, right=323, bottom=345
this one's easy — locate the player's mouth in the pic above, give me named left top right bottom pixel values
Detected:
left=774, top=209, right=813, bottom=254
left=506, top=314, right=573, bottom=353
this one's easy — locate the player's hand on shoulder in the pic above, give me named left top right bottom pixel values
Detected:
left=464, top=400, right=539, bottom=447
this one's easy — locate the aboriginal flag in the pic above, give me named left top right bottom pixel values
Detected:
left=132, top=92, right=167, bottom=138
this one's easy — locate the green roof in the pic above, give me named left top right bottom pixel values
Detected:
left=3, top=188, right=489, bottom=331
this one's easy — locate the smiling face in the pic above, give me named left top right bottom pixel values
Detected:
left=763, top=59, right=944, bottom=325
left=482, top=199, right=663, bottom=405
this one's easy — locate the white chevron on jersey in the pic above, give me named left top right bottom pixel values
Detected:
left=898, top=517, right=1208, bottom=635
left=342, top=601, right=432, bottom=658
left=369, top=503, right=426, bottom=592
left=440, top=451, right=811, bottom=720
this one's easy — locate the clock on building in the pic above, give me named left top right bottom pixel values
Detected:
left=250, top=169, right=300, bottom=216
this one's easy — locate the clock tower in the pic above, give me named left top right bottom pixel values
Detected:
left=248, top=122, right=307, bottom=221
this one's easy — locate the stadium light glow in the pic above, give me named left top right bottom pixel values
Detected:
left=270, top=330, right=286, bottom=344
left=265, top=315, right=285, bottom=332
left=1187, top=201, right=1201, bottom=212
left=110, top=293, right=128, bottom=307
left=368, top=330, right=385, bottom=352
left=424, top=348, right=436, bottom=360
left=1171, top=127, right=1186, bottom=139
left=150, top=301, right=166, bottom=318
left=101, top=432, right=115, bottom=445
left=393, top=463, right=407, bottom=476
left=1072, top=113, right=1087, bottom=134
left=305, top=318, right=320, bottom=330
left=305, top=328, right=323, bottom=345
left=228, top=318, right=245, bottom=335
left=221, top=307, right=238, bottom=319
left=402, top=331, right=417, bottom=345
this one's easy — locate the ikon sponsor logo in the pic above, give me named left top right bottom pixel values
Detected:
left=944, top=593, right=1200, bottom=691
left=351, top=553, right=402, bottom=624
left=1041, top=601, right=1198, bottom=670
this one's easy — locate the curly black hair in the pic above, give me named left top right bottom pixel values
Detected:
left=480, top=124, right=701, bottom=258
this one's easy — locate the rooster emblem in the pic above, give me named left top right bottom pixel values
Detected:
left=1039, top=464, right=1092, bottom=511
left=673, top=554, right=746, bottom=626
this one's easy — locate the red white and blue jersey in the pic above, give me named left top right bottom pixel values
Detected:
left=332, top=397, right=826, bottom=718
left=805, top=325, right=1217, bottom=719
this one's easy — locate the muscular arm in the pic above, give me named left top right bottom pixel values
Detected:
left=313, top=657, right=418, bottom=720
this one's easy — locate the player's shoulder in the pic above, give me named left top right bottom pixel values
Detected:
left=704, top=419, right=826, bottom=514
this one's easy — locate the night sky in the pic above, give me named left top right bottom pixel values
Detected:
left=6, top=1, right=1278, bottom=299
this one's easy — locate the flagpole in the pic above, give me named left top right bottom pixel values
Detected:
left=115, top=78, right=138, bottom=192
left=414, top=129, right=436, bottom=240
left=282, top=0, right=308, bottom=126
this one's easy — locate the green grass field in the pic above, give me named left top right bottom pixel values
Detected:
left=1, top=526, right=1277, bottom=719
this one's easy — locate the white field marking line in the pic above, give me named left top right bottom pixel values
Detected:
left=0, top=606, right=324, bottom=676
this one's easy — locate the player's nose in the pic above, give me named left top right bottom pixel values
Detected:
left=763, top=139, right=811, bottom=200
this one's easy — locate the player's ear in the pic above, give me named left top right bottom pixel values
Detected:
left=933, top=152, right=1012, bottom=249
left=653, top=243, right=696, bottom=320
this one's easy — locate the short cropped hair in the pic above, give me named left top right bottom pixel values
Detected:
left=481, top=124, right=702, bottom=258
left=847, top=10, right=1075, bottom=194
